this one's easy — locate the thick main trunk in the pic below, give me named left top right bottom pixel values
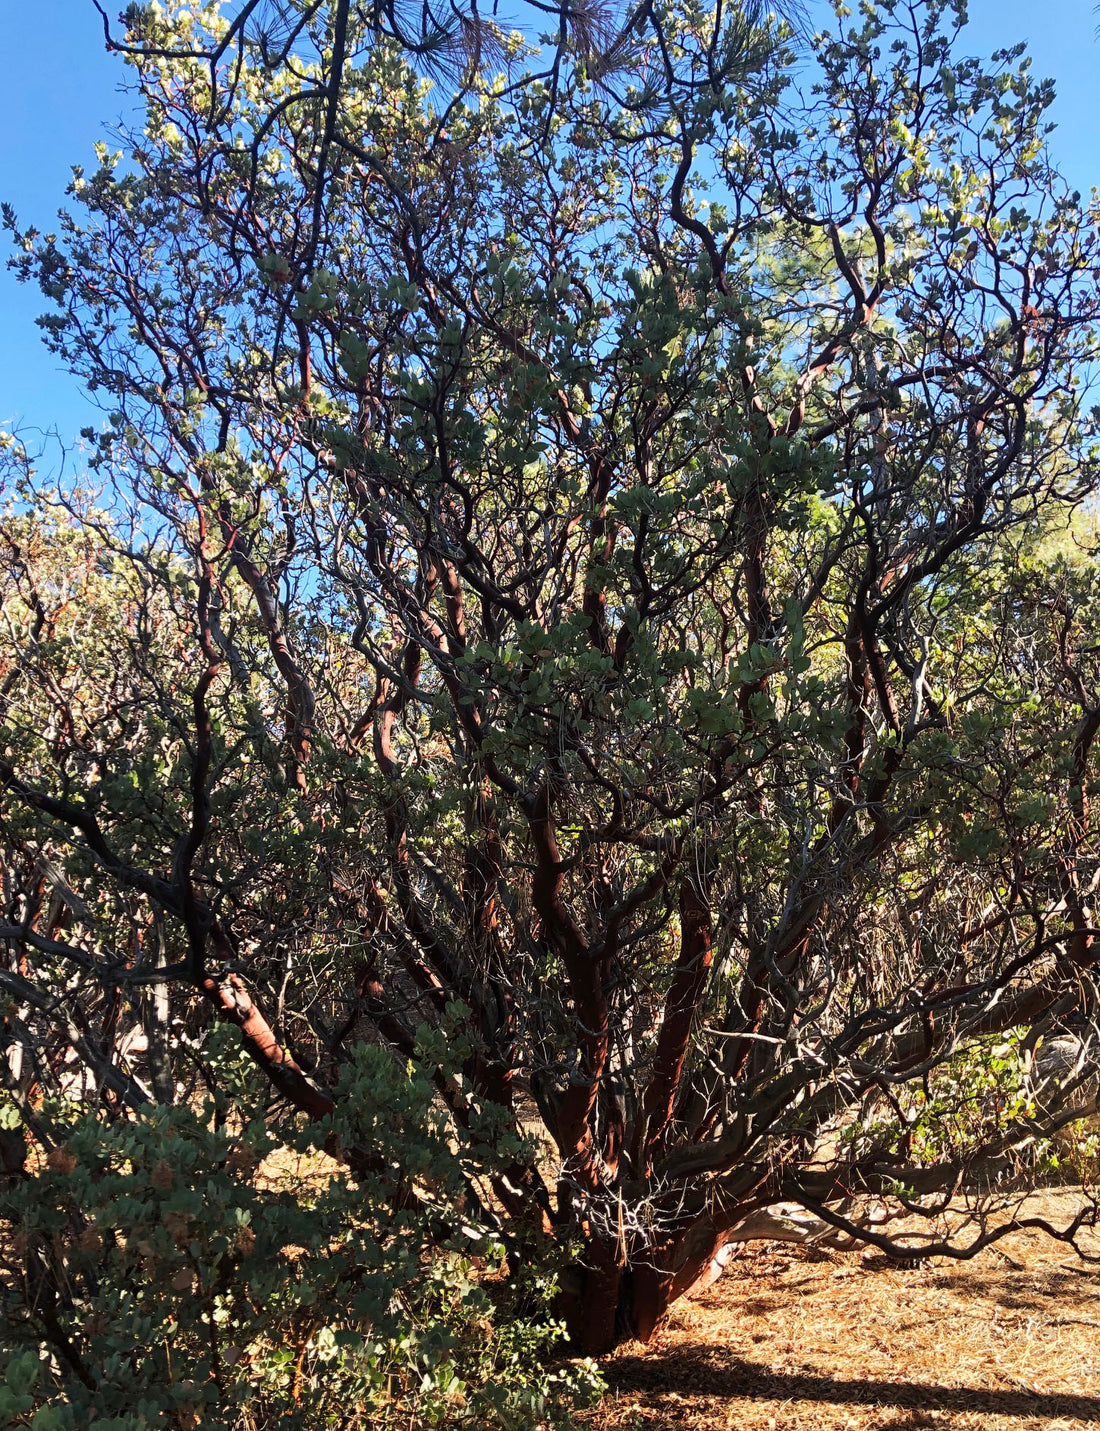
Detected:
left=562, top=1221, right=727, bottom=1354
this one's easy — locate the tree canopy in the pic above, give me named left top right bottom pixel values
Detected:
left=2, top=0, right=1099, bottom=1375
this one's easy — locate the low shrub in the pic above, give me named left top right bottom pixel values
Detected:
left=0, top=1034, right=601, bottom=1430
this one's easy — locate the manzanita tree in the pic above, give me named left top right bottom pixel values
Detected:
left=3, top=0, right=1100, bottom=1356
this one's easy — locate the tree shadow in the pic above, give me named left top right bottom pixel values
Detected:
left=606, top=1350, right=1100, bottom=1422
left=926, top=1267, right=1100, bottom=1314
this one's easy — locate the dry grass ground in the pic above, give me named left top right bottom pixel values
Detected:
left=586, top=1194, right=1100, bottom=1431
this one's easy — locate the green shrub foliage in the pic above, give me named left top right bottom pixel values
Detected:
left=0, top=1034, right=601, bottom=1430
left=837, top=1030, right=1100, bottom=1187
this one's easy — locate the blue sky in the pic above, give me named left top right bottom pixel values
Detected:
left=1, top=1, right=1098, bottom=456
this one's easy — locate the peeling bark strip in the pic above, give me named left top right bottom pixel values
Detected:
left=200, top=966, right=334, bottom=1120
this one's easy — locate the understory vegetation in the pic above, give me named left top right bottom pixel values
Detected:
left=1, top=1029, right=601, bottom=1430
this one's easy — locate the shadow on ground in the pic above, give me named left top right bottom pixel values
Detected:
left=606, top=1350, right=1100, bottom=1423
